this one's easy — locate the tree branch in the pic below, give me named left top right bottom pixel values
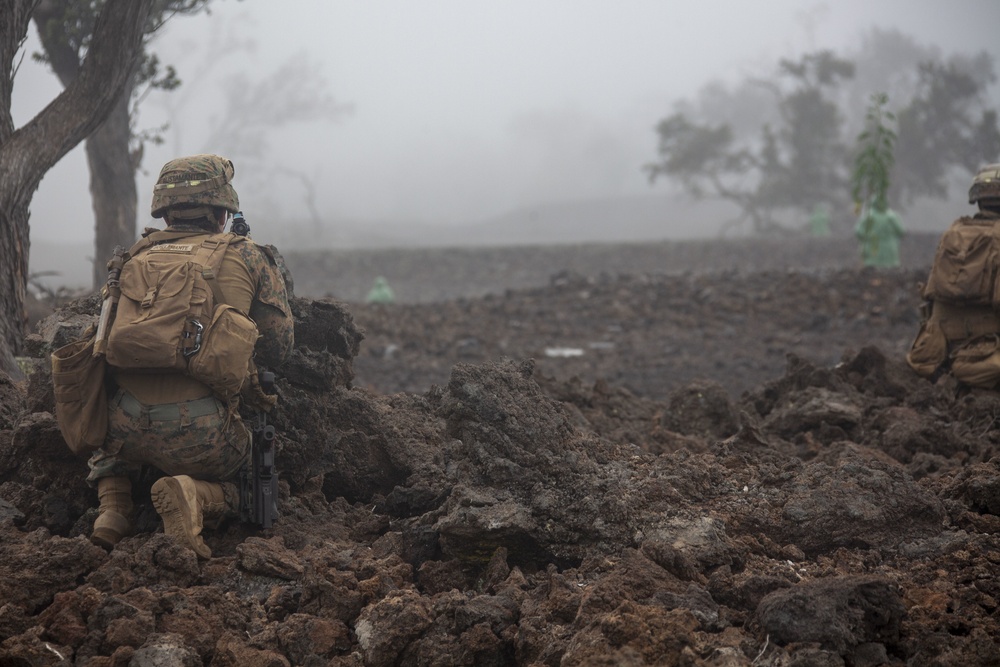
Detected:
left=1, top=0, right=154, bottom=208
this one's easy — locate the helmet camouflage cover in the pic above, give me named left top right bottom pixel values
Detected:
left=151, top=154, right=240, bottom=218
left=969, top=163, right=1000, bottom=204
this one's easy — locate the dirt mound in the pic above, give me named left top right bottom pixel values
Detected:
left=2, top=254, right=1000, bottom=665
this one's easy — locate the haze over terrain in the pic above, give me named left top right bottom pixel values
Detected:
left=11, top=0, right=1000, bottom=288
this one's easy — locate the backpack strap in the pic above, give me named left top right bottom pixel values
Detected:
left=123, top=235, right=156, bottom=263
left=191, top=232, right=244, bottom=307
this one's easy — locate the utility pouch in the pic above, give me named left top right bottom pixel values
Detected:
left=950, top=334, right=1000, bottom=388
left=187, top=304, right=259, bottom=398
left=51, top=336, right=108, bottom=455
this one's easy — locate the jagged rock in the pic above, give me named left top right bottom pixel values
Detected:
left=754, top=575, right=905, bottom=661
left=773, top=445, right=946, bottom=554
left=662, top=380, right=739, bottom=440
left=130, top=633, right=201, bottom=666
left=237, top=536, right=305, bottom=580
left=943, top=458, right=1000, bottom=515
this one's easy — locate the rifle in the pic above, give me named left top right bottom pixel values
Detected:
left=232, top=210, right=280, bottom=527
left=93, top=245, right=126, bottom=356
left=239, top=370, right=279, bottom=528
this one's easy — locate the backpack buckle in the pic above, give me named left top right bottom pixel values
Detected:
left=182, top=320, right=204, bottom=357
left=141, top=286, right=157, bottom=309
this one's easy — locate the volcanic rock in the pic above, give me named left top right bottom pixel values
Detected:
left=2, top=247, right=999, bottom=664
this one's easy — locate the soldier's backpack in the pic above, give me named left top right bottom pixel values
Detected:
left=908, top=216, right=1000, bottom=386
left=105, top=230, right=260, bottom=399
left=922, top=216, right=1000, bottom=307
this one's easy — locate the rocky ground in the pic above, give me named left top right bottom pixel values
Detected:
left=3, top=232, right=1000, bottom=666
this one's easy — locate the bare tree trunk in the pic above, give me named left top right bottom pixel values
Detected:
left=0, top=0, right=154, bottom=377
left=0, top=0, right=41, bottom=376
left=0, top=206, right=30, bottom=375
left=87, top=94, right=138, bottom=288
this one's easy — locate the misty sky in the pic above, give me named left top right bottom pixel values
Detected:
left=12, top=0, right=1000, bottom=244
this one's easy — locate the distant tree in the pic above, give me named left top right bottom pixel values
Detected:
left=155, top=23, right=352, bottom=230
left=645, top=51, right=853, bottom=233
left=647, top=36, right=1000, bottom=234
left=32, top=0, right=217, bottom=288
left=839, top=28, right=934, bottom=127
left=767, top=51, right=855, bottom=212
left=0, top=0, right=153, bottom=376
left=893, top=57, right=1000, bottom=206
left=198, top=53, right=353, bottom=225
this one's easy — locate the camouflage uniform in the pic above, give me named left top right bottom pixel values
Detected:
left=87, top=223, right=294, bottom=490
left=79, top=153, right=295, bottom=556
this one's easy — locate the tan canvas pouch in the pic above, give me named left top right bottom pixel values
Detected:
left=950, top=334, right=1000, bottom=388
left=51, top=337, right=108, bottom=455
left=187, top=304, right=259, bottom=398
left=906, top=317, right=948, bottom=378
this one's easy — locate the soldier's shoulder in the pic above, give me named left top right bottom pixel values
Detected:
left=232, top=238, right=295, bottom=299
left=232, top=237, right=280, bottom=268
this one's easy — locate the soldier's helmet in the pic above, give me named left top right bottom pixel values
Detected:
left=151, top=154, right=240, bottom=218
left=969, top=163, right=1000, bottom=204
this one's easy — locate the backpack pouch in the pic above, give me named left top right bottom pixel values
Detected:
left=51, top=337, right=108, bottom=455
left=951, top=334, right=1000, bottom=388
left=906, top=317, right=948, bottom=378
left=187, top=304, right=259, bottom=398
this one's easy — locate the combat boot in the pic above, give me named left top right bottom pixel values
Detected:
left=91, top=476, right=133, bottom=550
left=202, top=481, right=240, bottom=530
left=151, top=475, right=234, bottom=559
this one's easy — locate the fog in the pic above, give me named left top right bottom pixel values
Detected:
left=11, top=0, right=1000, bottom=264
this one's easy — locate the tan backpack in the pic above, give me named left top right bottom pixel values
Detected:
left=922, top=216, right=1000, bottom=306
left=909, top=216, right=1000, bottom=386
left=105, top=230, right=259, bottom=399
